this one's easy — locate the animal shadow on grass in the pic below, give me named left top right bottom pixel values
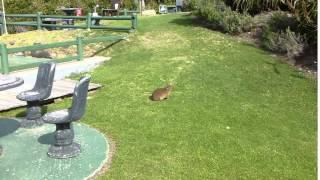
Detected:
left=90, top=39, right=125, bottom=57
left=169, top=15, right=203, bottom=27
left=265, top=62, right=280, bottom=75
left=169, top=14, right=225, bottom=32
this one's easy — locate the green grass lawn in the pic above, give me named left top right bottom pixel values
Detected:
left=1, top=14, right=316, bottom=179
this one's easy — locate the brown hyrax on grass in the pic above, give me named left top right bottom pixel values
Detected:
left=150, top=85, right=173, bottom=101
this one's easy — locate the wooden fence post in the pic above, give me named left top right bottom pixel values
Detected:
left=76, top=37, right=84, bottom=61
left=0, top=15, right=3, bottom=35
left=86, top=13, right=92, bottom=30
left=0, top=43, right=9, bottom=74
left=36, top=12, right=42, bottom=30
left=0, top=24, right=3, bottom=35
left=131, top=13, right=137, bottom=30
left=0, top=13, right=6, bottom=35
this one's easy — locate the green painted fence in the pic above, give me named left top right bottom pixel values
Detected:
left=0, top=35, right=126, bottom=74
left=0, top=12, right=137, bottom=33
left=119, top=9, right=140, bottom=16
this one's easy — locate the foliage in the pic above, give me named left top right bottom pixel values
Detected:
left=262, top=26, right=307, bottom=58
left=121, top=0, right=138, bottom=10
left=232, top=0, right=284, bottom=12
left=145, top=0, right=159, bottom=10
left=181, top=0, right=198, bottom=11
left=195, top=0, right=253, bottom=34
left=232, top=0, right=317, bottom=24
left=222, top=10, right=253, bottom=33
left=267, top=11, right=299, bottom=32
left=4, top=0, right=110, bottom=14
left=231, top=0, right=317, bottom=43
left=257, top=11, right=308, bottom=58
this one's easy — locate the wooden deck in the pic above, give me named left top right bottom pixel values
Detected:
left=0, top=79, right=101, bottom=111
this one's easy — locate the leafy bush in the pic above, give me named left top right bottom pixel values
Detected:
left=258, top=11, right=308, bottom=58
left=262, top=27, right=307, bottom=58
left=122, top=0, right=138, bottom=10
left=182, top=0, right=198, bottom=11
left=268, top=11, right=299, bottom=32
left=145, top=0, right=159, bottom=10
left=232, top=0, right=317, bottom=44
left=195, top=0, right=253, bottom=34
left=5, top=0, right=111, bottom=14
left=221, top=10, right=253, bottom=33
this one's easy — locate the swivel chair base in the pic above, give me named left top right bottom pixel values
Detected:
left=48, top=142, right=81, bottom=159
left=45, top=123, right=81, bottom=159
left=20, top=118, right=44, bottom=128
left=20, top=101, right=44, bottom=128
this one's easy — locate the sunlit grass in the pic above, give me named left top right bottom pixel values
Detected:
left=0, top=14, right=316, bottom=179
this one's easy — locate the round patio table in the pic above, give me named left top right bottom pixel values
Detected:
left=60, top=8, right=78, bottom=16
left=0, top=75, right=24, bottom=91
left=0, top=74, right=24, bottom=156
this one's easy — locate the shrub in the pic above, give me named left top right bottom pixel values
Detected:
left=194, top=1, right=253, bottom=34
left=259, top=11, right=308, bottom=58
left=232, top=0, right=317, bottom=45
left=262, top=27, right=307, bottom=58
left=182, top=0, right=198, bottom=11
left=268, top=11, right=299, bottom=32
left=145, top=0, right=159, bottom=10
left=221, top=10, right=253, bottom=34
left=5, top=0, right=111, bottom=14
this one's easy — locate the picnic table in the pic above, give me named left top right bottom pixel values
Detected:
left=60, top=8, right=78, bottom=16
left=0, top=75, right=24, bottom=91
left=42, top=18, right=75, bottom=30
left=167, top=5, right=177, bottom=13
left=102, top=9, right=118, bottom=16
left=159, top=5, right=177, bottom=14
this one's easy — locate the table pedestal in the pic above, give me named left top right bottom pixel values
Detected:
left=0, top=75, right=24, bottom=157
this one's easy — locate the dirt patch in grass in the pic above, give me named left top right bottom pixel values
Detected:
left=0, top=30, right=110, bottom=59
left=0, top=30, right=81, bottom=47
left=138, top=31, right=190, bottom=50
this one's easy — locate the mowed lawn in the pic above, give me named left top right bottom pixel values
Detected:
left=1, top=14, right=316, bottom=179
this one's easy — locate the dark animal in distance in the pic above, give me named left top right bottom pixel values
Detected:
left=30, top=42, right=52, bottom=59
left=150, top=85, right=173, bottom=101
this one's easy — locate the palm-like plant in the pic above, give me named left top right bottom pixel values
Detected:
left=233, top=0, right=317, bottom=24
left=233, top=0, right=317, bottom=41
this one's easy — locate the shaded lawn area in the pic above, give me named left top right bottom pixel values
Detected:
left=1, top=14, right=316, bottom=179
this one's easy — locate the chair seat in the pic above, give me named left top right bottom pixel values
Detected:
left=17, top=90, right=47, bottom=101
left=42, top=109, right=71, bottom=124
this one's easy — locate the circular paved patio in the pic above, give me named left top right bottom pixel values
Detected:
left=0, top=118, right=109, bottom=179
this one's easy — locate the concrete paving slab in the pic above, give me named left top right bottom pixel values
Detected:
left=8, top=56, right=110, bottom=94
left=0, top=56, right=108, bottom=111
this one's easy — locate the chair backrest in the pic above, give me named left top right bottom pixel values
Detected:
left=69, top=76, right=91, bottom=121
left=33, top=62, right=56, bottom=98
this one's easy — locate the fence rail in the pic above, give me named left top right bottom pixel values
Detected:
left=0, top=12, right=137, bottom=33
left=0, top=35, right=127, bottom=74
left=119, top=9, right=140, bottom=16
